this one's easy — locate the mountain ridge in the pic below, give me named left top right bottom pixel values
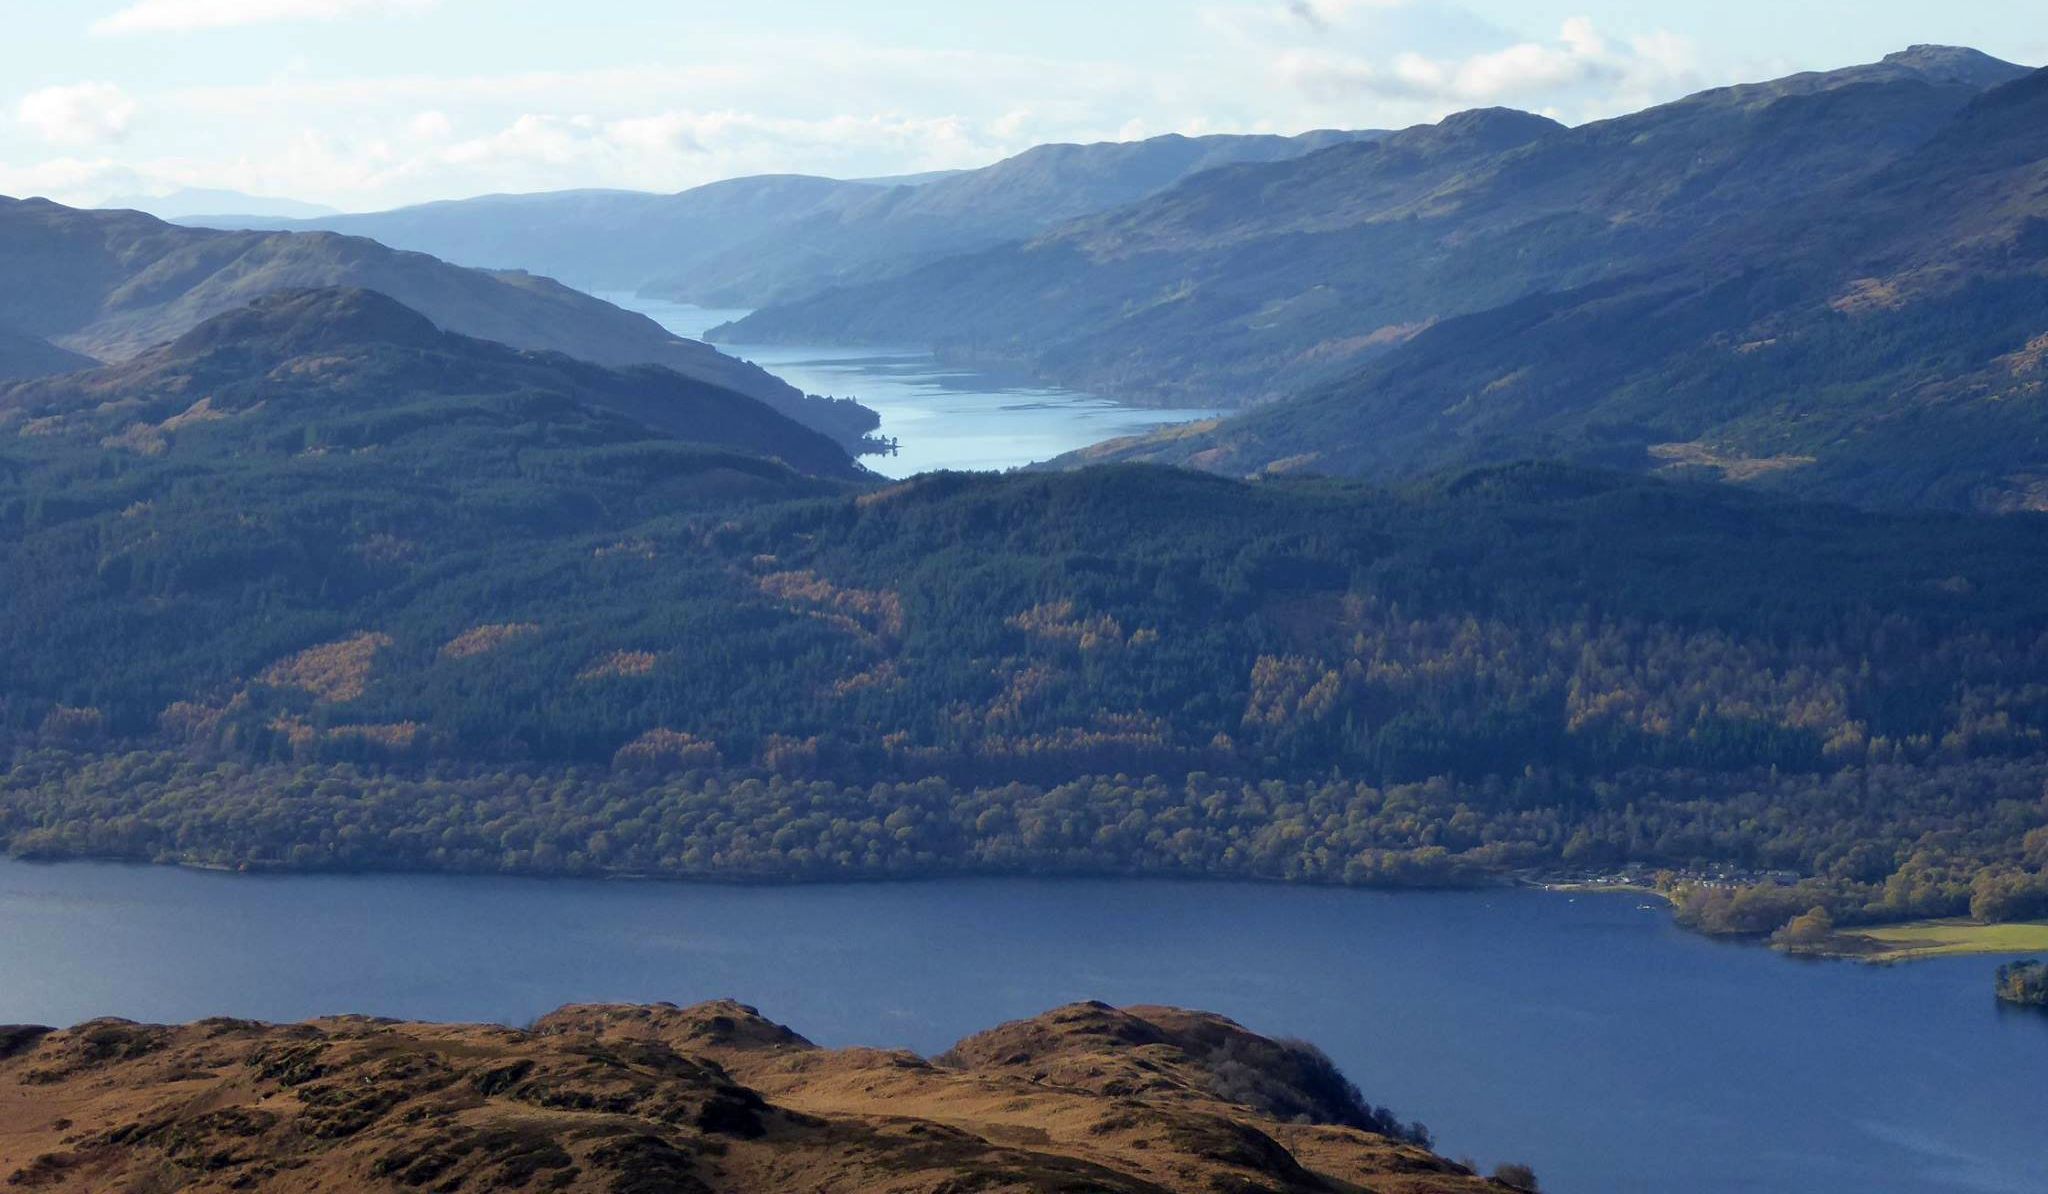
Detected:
left=0, top=286, right=865, bottom=482
left=184, top=129, right=1388, bottom=307
left=718, top=47, right=2029, bottom=421
left=0, top=196, right=881, bottom=453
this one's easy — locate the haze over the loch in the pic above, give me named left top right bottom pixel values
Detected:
left=4, top=0, right=2044, bottom=212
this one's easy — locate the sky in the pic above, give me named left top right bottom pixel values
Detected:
left=3, top=0, right=2043, bottom=213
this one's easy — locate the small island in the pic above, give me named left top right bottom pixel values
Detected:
left=1996, top=960, right=2048, bottom=1007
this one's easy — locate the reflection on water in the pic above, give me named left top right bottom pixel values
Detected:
left=612, top=295, right=1221, bottom=479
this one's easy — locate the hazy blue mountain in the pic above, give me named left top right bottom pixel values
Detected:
left=183, top=130, right=1385, bottom=306
left=848, top=168, right=969, bottom=186
left=102, top=187, right=342, bottom=221
left=637, top=130, right=1389, bottom=305
left=187, top=177, right=886, bottom=303
left=0, top=196, right=880, bottom=451
left=721, top=47, right=2031, bottom=413
left=1070, top=63, right=2048, bottom=513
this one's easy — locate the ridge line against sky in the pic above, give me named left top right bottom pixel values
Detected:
left=4, top=0, right=2043, bottom=213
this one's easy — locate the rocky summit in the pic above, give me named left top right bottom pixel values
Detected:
left=0, top=1001, right=1507, bottom=1193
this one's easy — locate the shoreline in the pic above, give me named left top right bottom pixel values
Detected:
left=1526, top=877, right=2048, bottom=965
left=1789, top=919, right=2048, bottom=964
left=11, top=850, right=2045, bottom=967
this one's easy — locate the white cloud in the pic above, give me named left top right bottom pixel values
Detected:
left=11, top=9, right=1711, bottom=211
left=1269, top=17, right=1698, bottom=116
left=1286, top=0, right=1407, bottom=28
left=16, top=83, right=139, bottom=147
left=110, top=39, right=1163, bottom=206
left=92, top=0, right=437, bottom=36
left=375, top=109, right=1001, bottom=197
left=406, top=110, right=454, bottom=141
left=11, top=102, right=1048, bottom=210
left=0, top=155, right=145, bottom=202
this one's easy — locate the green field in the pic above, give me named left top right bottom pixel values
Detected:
left=1829, top=920, right=2048, bottom=963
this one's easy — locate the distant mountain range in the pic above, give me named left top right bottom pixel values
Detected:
left=0, top=197, right=880, bottom=452
left=182, top=130, right=1385, bottom=307
left=100, top=187, right=342, bottom=221
left=713, top=46, right=2048, bottom=511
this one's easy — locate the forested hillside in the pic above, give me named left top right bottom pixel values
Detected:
left=2, top=292, right=2046, bottom=938
left=0, top=197, right=881, bottom=452
left=1076, top=63, right=2048, bottom=513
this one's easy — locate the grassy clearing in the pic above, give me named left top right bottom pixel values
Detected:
left=1823, top=920, right=2048, bottom=963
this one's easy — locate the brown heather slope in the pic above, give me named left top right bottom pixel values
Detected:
left=0, top=1001, right=1507, bottom=1194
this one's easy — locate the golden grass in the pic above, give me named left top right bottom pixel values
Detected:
left=1650, top=441, right=1817, bottom=483
left=1007, top=600, right=1123, bottom=649
left=1830, top=275, right=1909, bottom=315
left=0, top=1002, right=1499, bottom=1194
left=158, top=396, right=232, bottom=432
left=1996, top=331, right=2048, bottom=376
left=260, top=632, right=393, bottom=703
left=99, top=423, right=167, bottom=456
left=439, top=622, right=541, bottom=660
left=578, top=649, right=659, bottom=681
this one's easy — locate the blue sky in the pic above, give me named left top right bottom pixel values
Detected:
left=5, top=0, right=2042, bottom=211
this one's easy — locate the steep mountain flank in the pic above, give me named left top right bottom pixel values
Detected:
left=721, top=48, right=2031, bottom=421
left=1078, top=64, right=2048, bottom=512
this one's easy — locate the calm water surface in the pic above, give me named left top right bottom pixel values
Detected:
left=612, top=295, right=1221, bottom=478
left=1, top=860, right=2040, bottom=1194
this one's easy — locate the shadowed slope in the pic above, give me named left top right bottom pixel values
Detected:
left=0, top=287, right=863, bottom=482
left=0, top=326, right=92, bottom=383
left=0, top=197, right=878, bottom=451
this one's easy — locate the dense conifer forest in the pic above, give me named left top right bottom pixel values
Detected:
left=4, top=295, right=2047, bottom=940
